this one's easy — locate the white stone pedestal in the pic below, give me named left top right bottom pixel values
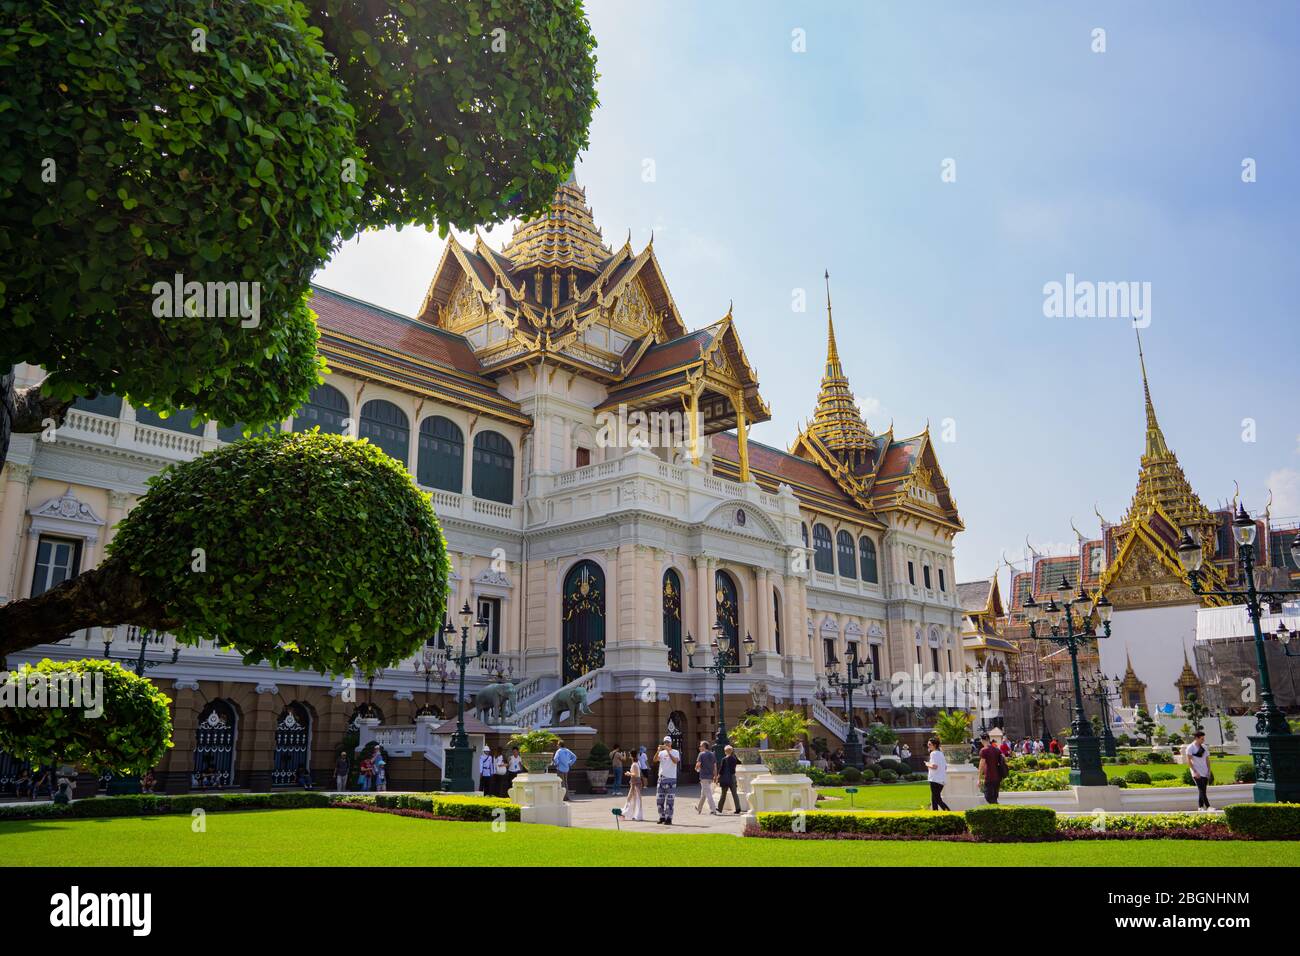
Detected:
left=735, top=763, right=765, bottom=812
left=741, top=773, right=817, bottom=829
left=509, top=772, right=573, bottom=827
left=940, top=763, right=980, bottom=809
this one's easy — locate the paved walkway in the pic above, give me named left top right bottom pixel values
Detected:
left=566, top=785, right=747, bottom=835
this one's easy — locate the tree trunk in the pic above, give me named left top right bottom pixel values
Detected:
left=0, top=558, right=176, bottom=660
left=0, top=372, right=75, bottom=473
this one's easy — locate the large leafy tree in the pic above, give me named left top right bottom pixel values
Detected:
left=0, top=0, right=598, bottom=465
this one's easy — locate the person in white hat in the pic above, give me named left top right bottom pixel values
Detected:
left=655, top=736, right=681, bottom=824
left=478, top=745, right=495, bottom=795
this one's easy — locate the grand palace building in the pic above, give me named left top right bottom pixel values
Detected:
left=1, top=176, right=968, bottom=792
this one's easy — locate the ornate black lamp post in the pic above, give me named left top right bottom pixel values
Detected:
left=102, top=626, right=179, bottom=676
left=683, top=621, right=754, bottom=766
left=1179, top=507, right=1300, bottom=802
left=439, top=602, right=489, bottom=793
left=825, top=651, right=867, bottom=769
left=1023, top=577, right=1113, bottom=787
left=1085, top=673, right=1120, bottom=758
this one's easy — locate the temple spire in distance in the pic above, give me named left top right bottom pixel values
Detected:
left=808, top=270, right=873, bottom=464
left=1136, top=329, right=1170, bottom=458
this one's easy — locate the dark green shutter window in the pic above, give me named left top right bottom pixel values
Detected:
left=360, top=399, right=409, bottom=465
left=472, top=430, right=515, bottom=504
left=134, top=406, right=204, bottom=434
left=292, top=383, right=350, bottom=436
left=837, top=530, right=857, bottom=579
left=663, top=569, right=683, bottom=673
left=563, top=560, right=605, bottom=684
left=859, top=537, right=879, bottom=583
left=813, top=524, right=834, bottom=573
left=417, top=416, right=464, bottom=492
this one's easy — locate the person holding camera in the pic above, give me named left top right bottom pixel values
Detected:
left=655, top=736, right=680, bottom=825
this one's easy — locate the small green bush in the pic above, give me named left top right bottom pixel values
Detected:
left=1147, top=751, right=1174, bottom=764
left=1002, top=770, right=1069, bottom=792
left=1109, top=777, right=1128, bottom=788
left=335, top=792, right=519, bottom=821
left=1234, top=764, right=1256, bottom=784
left=840, top=766, right=863, bottom=783
left=1124, top=769, right=1152, bottom=785
left=877, top=769, right=898, bottom=783
left=1150, top=771, right=1177, bottom=781
left=758, top=810, right=967, bottom=836
left=1182, top=768, right=1194, bottom=785
left=0, top=791, right=332, bottom=821
left=965, top=805, right=1057, bottom=841
left=876, top=757, right=904, bottom=773
left=1224, top=803, right=1300, bottom=839
left=860, top=768, right=876, bottom=781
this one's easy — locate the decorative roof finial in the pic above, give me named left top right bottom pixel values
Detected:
left=1135, top=329, right=1169, bottom=458
left=805, top=269, right=871, bottom=457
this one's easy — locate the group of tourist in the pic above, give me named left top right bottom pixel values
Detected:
left=476, top=745, right=526, bottom=797
left=9, top=766, right=53, bottom=800
left=341, top=744, right=387, bottom=792
left=602, top=738, right=742, bottom=825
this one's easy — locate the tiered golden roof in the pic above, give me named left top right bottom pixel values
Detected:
left=806, top=272, right=873, bottom=463
left=1120, top=331, right=1219, bottom=548
left=500, top=171, right=610, bottom=272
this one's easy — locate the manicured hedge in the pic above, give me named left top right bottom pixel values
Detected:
left=758, top=810, right=967, bottom=836
left=1224, top=803, right=1300, bottom=839
left=334, top=792, right=520, bottom=822
left=0, top=791, right=330, bottom=821
left=965, top=805, right=1058, bottom=841
left=1057, top=812, right=1221, bottom=834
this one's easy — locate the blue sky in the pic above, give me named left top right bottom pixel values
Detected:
left=316, top=1, right=1300, bottom=586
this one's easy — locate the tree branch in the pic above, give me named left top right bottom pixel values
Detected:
left=11, top=378, right=74, bottom=434
left=0, top=559, right=177, bottom=660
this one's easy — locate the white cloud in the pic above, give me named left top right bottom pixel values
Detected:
left=1267, top=468, right=1300, bottom=520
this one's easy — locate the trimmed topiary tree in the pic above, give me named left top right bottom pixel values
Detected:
left=0, top=432, right=450, bottom=671
left=0, top=659, right=173, bottom=775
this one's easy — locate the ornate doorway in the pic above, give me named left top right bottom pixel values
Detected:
left=563, top=560, right=605, bottom=684
left=663, top=569, right=683, bottom=673
left=273, top=703, right=311, bottom=787
left=715, top=569, right=740, bottom=667
left=192, top=700, right=237, bottom=789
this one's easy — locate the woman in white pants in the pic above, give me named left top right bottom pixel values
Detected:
left=622, top=759, right=644, bottom=821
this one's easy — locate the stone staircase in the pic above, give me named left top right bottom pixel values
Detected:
left=509, top=668, right=605, bottom=729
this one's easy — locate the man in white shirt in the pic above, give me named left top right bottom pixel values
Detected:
left=1183, top=730, right=1213, bottom=810
left=478, top=746, right=495, bottom=795
left=655, top=736, right=680, bottom=825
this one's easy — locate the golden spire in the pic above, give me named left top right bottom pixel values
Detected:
left=1136, top=330, right=1170, bottom=458
left=1121, top=331, right=1217, bottom=545
left=807, top=270, right=873, bottom=461
left=501, top=174, right=610, bottom=272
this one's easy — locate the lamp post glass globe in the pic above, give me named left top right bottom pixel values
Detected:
left=1233, top=506, right=1257, bottom=548
left=1177, top=529, right=1204, bottom=573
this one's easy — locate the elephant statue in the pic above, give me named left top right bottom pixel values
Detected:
left=551, top=685, right=592, bottom=726
left=473, top=682, right=518, bottom=724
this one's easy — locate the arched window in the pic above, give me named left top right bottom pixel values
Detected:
left=134, top=406, right=204, bottom=435
left=360, top=399, right=409, bottom=465
left=563, top=561, right=605, bottom=684
left=472, top=431, right=514, bottom=504
left=812, top=524, right=834, bottom=573
left=773, top=588, right=782, bottom=655
left=663, top=569, right=683, bottom=673
left=715, top=569, right=740, bottom=667
left=292, top=383, right=349, bottom=435
left=416, top=415, right=463, bottom=492
left=837, top=530, right=857, bottom=579
left=73, top=393, right=123, bottom=419
left=801, top=523, right=809, bottom=548
left=192, top=700, right=237, bottom=789
left=272, top=703, right=311, bottom=787
left=859, top=536, right=879, bottom=583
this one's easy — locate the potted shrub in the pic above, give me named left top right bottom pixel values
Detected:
left=585, top=740, right=612, bottom=793
left=729, top=717, right=764, bottom=765
left=508, top=729, right=560, bottom=774
left=933, top=709, right=973, bottom=765
left=864, top=721, right=898, bottom=757
left=754, top=710, right=812, bottom=774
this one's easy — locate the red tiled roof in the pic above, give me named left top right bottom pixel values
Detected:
left=311, top=286, right=484, bottom=376
left=622, top=329, right=713, bottom=381
left=711, top=433, right=849, bottom=500
left=875, top=439, right=923, bottom=480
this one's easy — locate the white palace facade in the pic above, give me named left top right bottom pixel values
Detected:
left=1, top=177, right=966, bottom=791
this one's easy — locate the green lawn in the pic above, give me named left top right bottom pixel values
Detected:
left=817, top=782, right=930, bottom=810
left=2, top=808, right=1295, bottom=866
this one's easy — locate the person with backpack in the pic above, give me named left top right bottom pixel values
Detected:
left=977, top=733, right=1008, bottom=804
